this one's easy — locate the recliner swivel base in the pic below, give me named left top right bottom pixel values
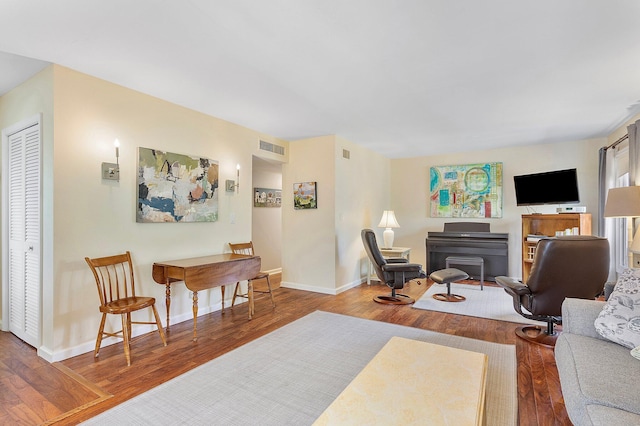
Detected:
left=373, top=293, right=415, bottom=305
left=516, top=325, right=558, bottom=347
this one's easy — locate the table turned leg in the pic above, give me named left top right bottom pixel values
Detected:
left=248, top=281, right=254, bottom=320
left=165, top=282, right=172, bottom=330
left=192, top=290, right=199, bottom=342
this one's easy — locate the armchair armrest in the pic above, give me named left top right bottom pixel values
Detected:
left=562, top=298, right=608, bottom=340
left=495, top=276, right=531, bottom=297
left=386, top=257, right=409, bottom=264
left=382, top=262, right=423, bottom=273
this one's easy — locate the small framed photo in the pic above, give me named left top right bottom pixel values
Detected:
left=254, top=187, right=282, bottom=207
left=293, top=182, right=317, bottom=210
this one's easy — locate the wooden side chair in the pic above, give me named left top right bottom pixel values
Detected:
left=227, top=242, right=276, bottom=319
left=85, top=251, right=167, bottom=366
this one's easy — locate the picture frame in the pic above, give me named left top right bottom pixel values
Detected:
left=429, top=162, right=503, bottom=218
left=254, top=187, right=282, bottom=207
left=137, top=147, right=219, bottom=222
left=293, top=182, right=317, bottom=210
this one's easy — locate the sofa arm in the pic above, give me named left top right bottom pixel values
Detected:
left=561, top=298, right=608, bottom=340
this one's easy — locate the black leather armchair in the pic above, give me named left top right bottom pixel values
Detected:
left=361, top=229, right=426, bottom=304
left=496, top=235, right=609, bottom=346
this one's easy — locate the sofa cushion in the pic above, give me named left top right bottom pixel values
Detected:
left=594, top=268, right=640, bottom=349
left=555, top=332, right=640, bottom=426
left=586, top=405, right=640, bottom=426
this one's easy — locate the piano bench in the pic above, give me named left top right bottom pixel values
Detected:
left=445, top=256, right=484, bottom=290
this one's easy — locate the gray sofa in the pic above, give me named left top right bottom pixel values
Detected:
left=555, top=298, right=640, bottom=425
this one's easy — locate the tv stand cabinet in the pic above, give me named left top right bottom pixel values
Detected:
left=521, top=213, right=591, bottom=282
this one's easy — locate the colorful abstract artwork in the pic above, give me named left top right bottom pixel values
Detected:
left=137, top=147, right=219, bottom=222
left=293, top=182, right=317, bottom=210
left=430, top=162, right=503, bottom=218
left=254, top=187, right=282, bottom=207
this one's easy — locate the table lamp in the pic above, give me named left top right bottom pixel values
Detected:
left=378, top=210, right=400, bottom=248
left=604, top=186, right=640, bottom=218
left=604, top=186, right=640, bottom=267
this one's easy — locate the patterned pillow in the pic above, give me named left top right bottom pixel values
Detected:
left=595, top=268, right=640, bottom=349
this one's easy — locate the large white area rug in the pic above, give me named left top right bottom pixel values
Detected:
left=82, top=311, right=517, bottom=425
left=414, top=282, right=545, bottom=326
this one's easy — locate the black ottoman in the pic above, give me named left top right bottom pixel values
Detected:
left=429, top=268, right=469, bottom=302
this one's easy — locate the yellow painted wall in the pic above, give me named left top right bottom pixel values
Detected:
left=0, top=62, right=625, bottom=361
left=334, top=136, right=390, bottom=291
left=281, top=135, right=390, bottom=294
left=2, top=65, right=289, bottom=360
left=282, top=136, right=337, bottom=292
left=391, top=138, right=605, bottom=279
left=0, top=66, right=55, bottom=353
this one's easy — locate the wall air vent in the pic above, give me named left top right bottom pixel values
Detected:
left=343, top=149, right=350, bottom=159
left=259, top=140, right=285, bottom=156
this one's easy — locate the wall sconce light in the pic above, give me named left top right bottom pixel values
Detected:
left=101, top=139, right=120, bottom=181
left=225, top=164, right=240, bottom=193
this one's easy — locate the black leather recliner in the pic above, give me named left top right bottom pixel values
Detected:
left=496, top=235, right=609, bottom=346
left=361, top=228, right=426, bottom=304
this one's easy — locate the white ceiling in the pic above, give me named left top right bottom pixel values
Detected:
left=1, top=0, right=639, bottom=158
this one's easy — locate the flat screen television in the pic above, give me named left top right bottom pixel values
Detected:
left=513, top=168, right=580, bottom=206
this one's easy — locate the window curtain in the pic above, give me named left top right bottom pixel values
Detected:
left=599, top=119, right=640, bottom=281
left=599, top=146, right=618, bottom=280
left=630, top=120, right=640, bottom=185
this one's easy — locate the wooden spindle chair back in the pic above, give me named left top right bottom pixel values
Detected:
left=90, top=252, right=137, bottom=306
left=227, top=241, right=275, bottom=319
left=85, top=251, right=166, bottom=366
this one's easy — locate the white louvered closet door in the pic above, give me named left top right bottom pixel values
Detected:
left=7, top=123, right=41, bottom=347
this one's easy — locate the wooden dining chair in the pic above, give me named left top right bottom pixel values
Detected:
left=85, top=251, right=167, bottom=366
left=227, top=242, right=276, bottom=319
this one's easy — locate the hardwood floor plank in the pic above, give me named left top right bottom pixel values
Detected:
left=1, top=279, right=572, bottom=425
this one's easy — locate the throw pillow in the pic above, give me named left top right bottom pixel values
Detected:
left=594, top=268, right=640, bottom=349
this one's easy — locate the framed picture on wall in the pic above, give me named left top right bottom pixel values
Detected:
left=137, top=147, right=219, bottom=222
left=293, top=182, right=317, bottom=210
left=254, top=187, right=282, bottom=207
left=429, top=162, right=502, bottom=218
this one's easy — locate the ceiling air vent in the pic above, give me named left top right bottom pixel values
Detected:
left=259, top=140, right=285, bottom=156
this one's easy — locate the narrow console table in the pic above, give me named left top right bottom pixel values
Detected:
left=152, top=253, right=261, bottom=341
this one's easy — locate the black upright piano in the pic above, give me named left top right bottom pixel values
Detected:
left=425, top=222, right=509, bottom=282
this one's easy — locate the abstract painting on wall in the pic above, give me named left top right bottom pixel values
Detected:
left=430, top=162, right=503, bottom=218
left=254, top=188, right=282, bottom=207
left=293, top=182, right=317, bottom=210
left=137, top=147, right=219, bottom=222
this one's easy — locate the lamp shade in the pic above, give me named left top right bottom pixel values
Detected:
left=378, top=210, right=400, bottom=228
left=604, top=186, right=640, bottom=218
left=630, top=228, right=640, bottom=254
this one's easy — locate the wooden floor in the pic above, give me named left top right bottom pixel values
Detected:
left=0, top=278, right=571, bottom=425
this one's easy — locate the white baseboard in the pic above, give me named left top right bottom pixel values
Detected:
left=281, top=281, right=337, bottom=295
left=41, top=300, right=245, bottom=362
left=280, top=278, right=363, bottom=295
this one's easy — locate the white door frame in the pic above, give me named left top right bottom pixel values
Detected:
left=1, top=113, right=42, bottom=337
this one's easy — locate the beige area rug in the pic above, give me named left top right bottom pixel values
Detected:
left=82, top=311, right=517, bottom=425
left=414, top=282, right=546, bottom=326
